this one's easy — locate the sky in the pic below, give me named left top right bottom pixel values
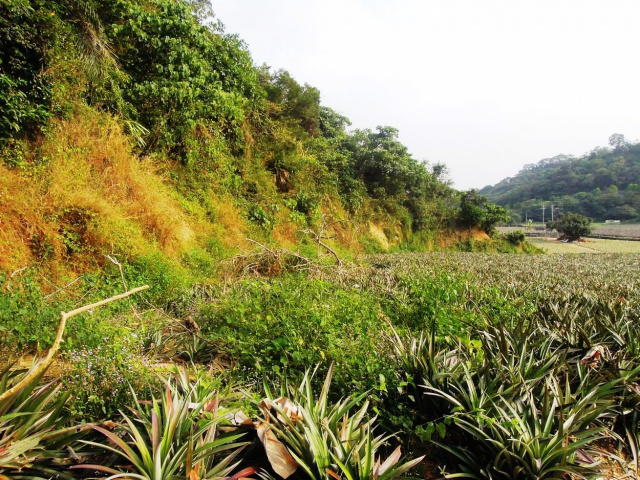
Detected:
left=212, top=0, right=640, bottom=190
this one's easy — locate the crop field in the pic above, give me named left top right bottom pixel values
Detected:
left=527, top=236, right=640, bottom=253
left=592, top=223, right=640, bottom=239
left=499, top=224, right=640, bottom=240
left=3, top=252, right=640, bottom=479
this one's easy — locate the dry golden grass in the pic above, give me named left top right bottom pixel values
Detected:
left=45, top=111, right=195, bottom=254
left=272, top=220, right=300, bottom=247
left=436, top=227, right=490, bottom=249
left=206, top=196, right=247, bottom=250
left=0, top=108, right=226, bottom=277
left=0, top=166, right=51, bottom=271
left=368, top=222, right=391, bottom=250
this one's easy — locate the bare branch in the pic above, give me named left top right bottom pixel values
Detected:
left=245, top=237, right=275, bottom=255
left=302, top=229, right=342, bottom=267
left=43, top=276, right=83, bottom=300
left=0, top=285, right=149, bottom=402
left=10, top=267, right=27, bottom=278
left=105, top=254, right=128, bottom=291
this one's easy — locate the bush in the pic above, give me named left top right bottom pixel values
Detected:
left=196, top=277, right=392, bottom=397
left=63, top=342, right=153, bottom=420
left=503, top=229, right=526, bottom=245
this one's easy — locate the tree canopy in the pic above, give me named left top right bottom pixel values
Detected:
left=458, top=190, right=510, bottom=235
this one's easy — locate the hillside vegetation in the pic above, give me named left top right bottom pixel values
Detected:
left=0, top=0, right=525, bottom=288
left=480, top=135, right=640, bottom=222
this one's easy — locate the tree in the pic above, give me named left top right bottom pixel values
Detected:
left=318, top=106, right=350, bottom=139
left=458, top=190, right=510, bottom=235
left=265, top=69, right=321, bottom=136
left=0, top=0, right=118, bottom=141
left=550, top=213, right=592, bottom=241
left=609, top=133, right=627, bottom=150
left=106, top=0, right=254, bottom=156
left=343, top=126, right=416, bottom=198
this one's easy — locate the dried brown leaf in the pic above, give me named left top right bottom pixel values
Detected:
left=256, top=422, right=298, bottom=479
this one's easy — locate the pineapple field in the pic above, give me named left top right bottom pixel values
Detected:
left=2, top=251, right=640, bottom=479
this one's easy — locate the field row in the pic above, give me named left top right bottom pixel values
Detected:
left=499, top=223, right=640, bottom=239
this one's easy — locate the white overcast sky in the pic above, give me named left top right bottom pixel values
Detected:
left=212, top=0, right=640, bottom=190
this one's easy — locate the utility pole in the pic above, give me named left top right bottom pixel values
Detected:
left=541, top=203, right=546, bottom=225
left=551, top=204, right=554, bottom=222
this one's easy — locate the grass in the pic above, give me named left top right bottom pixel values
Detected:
left=580, top=237, right=640, bottom=253
left=0, top=107, right=251, bottom=280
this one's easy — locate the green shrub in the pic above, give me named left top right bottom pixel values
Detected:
left=0, top=259, right=171, bottom=352
left=247, top=204, right=275, bottom=229
left=196, top=277, right=392, bottom=397
left=503, top=229, right=526, bottom=245
left=124, top=253, right=191, bottom=311
left=0, top=271, right=62, bottom=349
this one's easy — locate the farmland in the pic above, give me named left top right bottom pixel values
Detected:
left=3, top=251, right=640, bottom=479
left=527, top=236, right=640, bottom=253
left=499, top=223, right=640, bottom=240
left=592, top=223, right=640, bottom=240
left=497, top=223, right=640, bottom=253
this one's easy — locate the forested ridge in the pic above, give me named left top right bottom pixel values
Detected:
left=480, top=135, right=640, bottom=222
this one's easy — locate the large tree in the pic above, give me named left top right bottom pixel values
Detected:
left=550, top=213, right=592, bottom=241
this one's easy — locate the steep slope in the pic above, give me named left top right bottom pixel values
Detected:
left=0, top=0, right=521, bottom=296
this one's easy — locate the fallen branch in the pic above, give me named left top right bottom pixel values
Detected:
left=0, top=285, right=149, bottom=402
left=245, top=237, right=275, bottom=255
left=299, top=214, right=346, bottom=267
left=301, top=228, right=342, bottom=267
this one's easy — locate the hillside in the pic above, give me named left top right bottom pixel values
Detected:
left=0, top=0, right=520, bottom=289
left=479, top=135, right=640, bottom=222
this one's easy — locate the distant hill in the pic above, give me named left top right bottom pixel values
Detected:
left=479, top=137, right=640, bottom=222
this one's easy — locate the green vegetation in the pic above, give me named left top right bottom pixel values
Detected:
left=480, top=134, right=640, bottom=222
left=549, top=212, right=592, bottom=241
left=0, top=363, right=90, bottom=479
left=458, top=189, right=510, bottom=235
left=260, top=365, right=424, bottom=480
left=4, top=252, right=640, bottom=479
left=0, top=0, right=514, bottom=282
